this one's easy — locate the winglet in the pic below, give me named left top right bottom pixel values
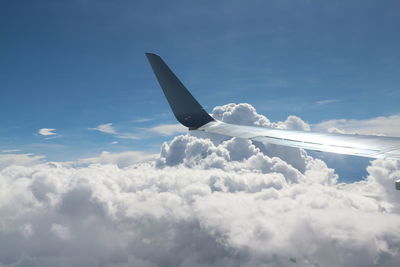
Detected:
left=146, top=53, right=214, bottom=129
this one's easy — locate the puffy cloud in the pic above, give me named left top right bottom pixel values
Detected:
left=273, top=115, right=311, bottom=131
left=1, top=103, right=400, bottom=267
left=212, top=103, right=271, bottom=127
left=0, top=153, right=45, bottom=170
left=38, top=128, right=57, bottom=136
left=77, top=151, right=158, bottom=168
left=314, top=114, right=400, bottom=136
left=1, top=158, right=399, bottom=266
left=203, top=104, right=312, bottom=172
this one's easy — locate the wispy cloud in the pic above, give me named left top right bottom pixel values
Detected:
left=89, top=122, right=186, bottom=140
left=89, top=123, right=116, bottom=134
left=38, top=128, right=57, bottom=136
left=116, top=134, right=139, bottom=140
left=132, top=117, right=153, bottom=123
left=1, top=149, right=21, bottom=153
left=147, top=123, right=187, bottom=136
left=89, top=123, right=138, bottom=139
left=316, top=99, right=338, bottom=105
left=314, top=114, right=400, bottom=136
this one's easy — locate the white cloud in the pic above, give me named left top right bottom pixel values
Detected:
left=0, top=153, right=45, bottom=170
left=77, top=150, right=157, bottom=167
left=0, top=155, right=399, bottom=266
left=132, top=117, right=153, bottom=123
left=148, top=123, right=187, bottom=136
left=1, top=103, right=400, bottom=266
left=38, top=128, right=57, bottom=136
left=89, top=123, right=117, bottom=134
left=212, top=103, right=271, bottom=127
left=90, top=123, right=139, bottom=139
left=314, top=114, right=400, bottom=136
left=116, top=134, right=139, bottom=140
left=316, top=99, right=338, bottom=105
left=1, top=149, right=21, bottom=153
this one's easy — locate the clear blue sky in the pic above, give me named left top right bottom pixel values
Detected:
left=1, top=0, right=399, bottom=179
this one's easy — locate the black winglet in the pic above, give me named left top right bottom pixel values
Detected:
left=146, top=53, right=214, bottom=129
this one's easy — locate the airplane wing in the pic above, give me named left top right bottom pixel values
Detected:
left=146, top=53, right=400, bottom=161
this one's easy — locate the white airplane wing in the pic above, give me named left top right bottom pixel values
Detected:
left=146, top=53, right=400, bottom=161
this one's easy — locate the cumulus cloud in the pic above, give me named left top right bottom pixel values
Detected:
left=38, top=128, right=57, bottom=136
left=0, top=153, right=45, bottom=170
left=1, top=103, right=400, bottom=267
left=314, top=114, right=400, bottom=136
left=77, top=150, right=157, bottom=168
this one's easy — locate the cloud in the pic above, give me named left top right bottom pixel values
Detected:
left=316, top=99, right=338, bottom=105
left=89, top=123, right=138, bottom=139
left=1, top=156, right=399, bottom=266
left=132, top=118, right=153, bottom=123
left=116, top=134, right=139, bottom=140
left=89, top=123, right=116, bottom=134
left=314, top=114, right=400, bottom=136
left=77, top=150, right=157, bottom=167
left=0, top=153, right=45, bottom=170
left=89, top=121, right=186, bottom=140
left=212, top=103, right=271, bottom=127
left=1, top=103, right=400, bottom=267
left=1, top=149, right=21, bottom=153
left=148, top=123, right=187, bottom=136
left=38, top=128, right=57, bottom=136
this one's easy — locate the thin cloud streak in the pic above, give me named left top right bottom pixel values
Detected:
left=147, top=123, right=187, bottom=136
left=89, top=123, right=138, bottom=139
left=1, top=149, right=21, bottom=153
left=316, top=99, right=338, bottom=105
left=132, top=117, right=153, bottom=123
left=314, top=114, right=400, bottom=136
left=89, top=123, right=117, bottom=134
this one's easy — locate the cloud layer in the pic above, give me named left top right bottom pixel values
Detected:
left=1, top=104, right=400, bottom=267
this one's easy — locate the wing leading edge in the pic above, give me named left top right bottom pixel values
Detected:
left=145, top=53, right=400, bottom=161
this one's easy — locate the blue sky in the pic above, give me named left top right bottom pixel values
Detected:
left=1, top=0, right=400, bottom=180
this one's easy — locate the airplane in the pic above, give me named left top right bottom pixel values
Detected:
left=145, top=53, right=400, bottom=190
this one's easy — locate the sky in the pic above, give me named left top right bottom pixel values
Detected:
left=1, top=0, right=400, bottom=166
left=1, top=1, right=400, bottom=266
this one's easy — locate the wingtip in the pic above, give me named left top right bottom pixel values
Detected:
left=145, top=52, right=160, bottom=58
left=145, top=52, right=215, bottom=128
